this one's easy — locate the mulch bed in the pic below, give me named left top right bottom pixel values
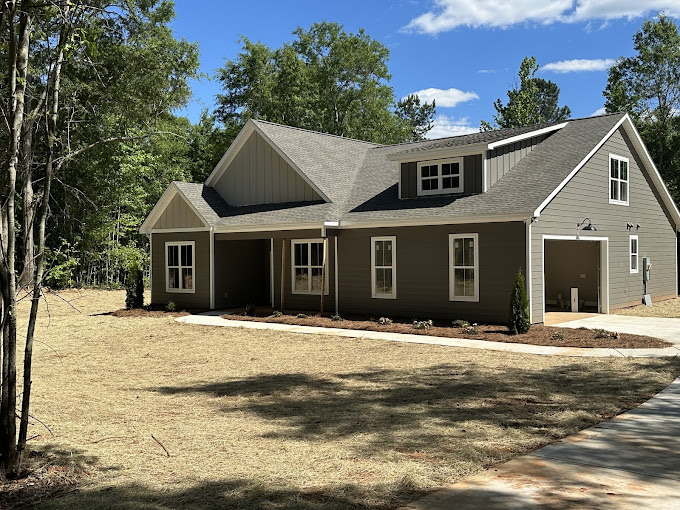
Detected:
left=221, top=312, right=671, bottom=349
left=112, top=308, right=189, bottom=318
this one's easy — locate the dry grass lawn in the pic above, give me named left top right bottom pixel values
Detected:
left=5, top=289, right=680, bottom=509
left=616, top=297, right=680, bottom=318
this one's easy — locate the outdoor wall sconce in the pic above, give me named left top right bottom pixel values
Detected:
left=627, top=222, right=634, bottom=230
left=576, top=218, right=597, bottom=239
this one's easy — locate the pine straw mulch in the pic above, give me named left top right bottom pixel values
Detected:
left=111, top=308, right=189, bottom=318
left=221, top=312, right=671, bottom=349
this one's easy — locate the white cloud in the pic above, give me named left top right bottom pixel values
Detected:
left=542, top=58, right=615, bottom=73
left=404, top=0, right=680, bottom=33
left=591, top=107, right=607, bottom=116
left=426, top=115, right=478, bottom=139
left=477, top=69, right=496, bottom=74
left=408, top=87, right=479, bottom=107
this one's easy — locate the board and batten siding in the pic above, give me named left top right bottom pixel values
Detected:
left=486, top=134, right=549, bottom=189
left=400, top=154, right=482, bottom=199
left=151, top=231, right=211, bottom=309
left=531, top=127, right=678, bottom=322
left=153, top=193, right=205, bottom=229
left=213, top=131, right=322, bottom=206
left=336, top=222, right=525, bottom=323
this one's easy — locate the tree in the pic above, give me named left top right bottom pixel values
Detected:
left=604, top=13, right=680, bottom=202
left=482, top=57, right=571, bottom=130
left=215, top=22, right=435, bottom=144
left=508, top=268, right=530, bottom=335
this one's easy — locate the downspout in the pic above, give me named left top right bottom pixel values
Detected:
left=525, top=217, right=535, bottom=323
left=209, top=226, right=215, bottom=309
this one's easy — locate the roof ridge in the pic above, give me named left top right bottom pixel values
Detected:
left=251, top=119, right=382, bottom=147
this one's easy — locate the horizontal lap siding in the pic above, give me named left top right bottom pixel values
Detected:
left=151, top=231, right=211, bottom=309
left=531, top=127, right=677, bottom=322
left=336, top=222, right=525, bottom=323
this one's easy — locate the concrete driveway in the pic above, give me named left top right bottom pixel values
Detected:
left=553, top=315, right=680, bottom=346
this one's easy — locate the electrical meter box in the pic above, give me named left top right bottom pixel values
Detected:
left=643, top=257, right=651, bottom=282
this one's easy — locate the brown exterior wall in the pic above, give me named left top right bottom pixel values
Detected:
left=336, top=222, right=526, bottom=323
left=151, top=231, right=211, bottom=309
left=487, top=134, right=549, bottom=188
left=400, top=154, right=482, bottom=199
left=531, top=127, right=678, bottom=322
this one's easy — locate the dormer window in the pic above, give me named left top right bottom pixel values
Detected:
left=417, top=157, right=464, bottom=196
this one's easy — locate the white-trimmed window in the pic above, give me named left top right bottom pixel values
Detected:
left=609, top=154, right=629, bottom=205
left=417, top=157, right=464, bottom=196
left=449, top=234, right=479, bottom=301
left=630, top=235, right=639, bottom=274
left=166, top=241, right=195, bottom=293
left=371, top=236, right=396, bottom=299
left=291, top=239, right=329, bottom=295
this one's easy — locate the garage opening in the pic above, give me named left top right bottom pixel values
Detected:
left=544, top=239, right=605, bottom=313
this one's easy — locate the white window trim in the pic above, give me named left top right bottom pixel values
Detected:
left=609, top=153, right=630, bottom=206
left=371, top=236, right=397, bottom=299
left=417, top=157, right=464, bottom=196
left=630, top=235, right=639, bottom=274
left=165, top=241, right=196, bottom=294
left=449, top=233, right=479, bottom=302
left=291, top=238, right=330, bottom=295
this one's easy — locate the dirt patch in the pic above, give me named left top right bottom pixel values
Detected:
left=111, top=308, right=189, bottom=318
left=221, top=312, right=671, bottom=349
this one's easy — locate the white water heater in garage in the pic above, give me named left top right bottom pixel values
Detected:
left=571, top=287, right=579, bottom=312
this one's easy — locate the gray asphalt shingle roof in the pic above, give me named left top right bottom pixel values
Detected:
left=173, top=113, right=626, bottom=228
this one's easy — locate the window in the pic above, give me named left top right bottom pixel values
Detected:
left=291, top=239, right=329, bottom=294
left=166, top=241, right=195, bottom=293
left=609, top=154, right=629, bottom=205
left=630, top=235, right=639, bottom=274
left=449, top=234, right=479, bottom=301
left=417, top=157, right=464, bottom=196
left=371, top=236, right=396, bottom=298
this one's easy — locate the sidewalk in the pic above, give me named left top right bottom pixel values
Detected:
left=176, top=313, right=680, bottom=358
left=402, top=377, right=680, bottom=510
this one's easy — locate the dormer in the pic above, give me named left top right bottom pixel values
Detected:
left=388, top=122, right=568, bottom=199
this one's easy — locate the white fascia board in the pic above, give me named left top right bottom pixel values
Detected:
left=337, top=213, right=533, bottom=229
left=386, top=143, right=488, bottom=162
left=533, top=115, right=627, bottom=218
left=487, top=122, right=568, bottom=150
left=621, top=115, right=680, bottom=229
left=214, top=222, right=324, bottom=234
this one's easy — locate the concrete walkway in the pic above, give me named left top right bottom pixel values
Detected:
left=554, top=314, right=680, bottom=346
left=402, top=376, right=680, bottom=510
left=176, top=313, right=680, bottom=358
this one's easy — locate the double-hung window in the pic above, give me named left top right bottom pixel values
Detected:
left=449, top=234, right=479, bottom=301
left=292, top=239, right=328, bottom=294
left=166, top=241, right=195, bottom=293
left=417, top=158, right=464, bottom=196
left=371, top=236, right=396, bottom=299
left=609, top=154, right=629, bottom=205
left=630, top=235, right=639, bottom=274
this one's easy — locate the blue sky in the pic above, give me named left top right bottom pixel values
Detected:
left=170, top=1, right=680, bottom=138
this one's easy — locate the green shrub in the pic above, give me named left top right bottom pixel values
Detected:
left=594, top=328, right=610, bottom=339
left=378, top=317, right=393, bottom=325
left=271, top=310, right=283, bottom=317
left=452, top=319, right=469, bottom=328
left=297, top=313, right=309, bottom=319
left=244, top=303, right=256, bottom=316
left=508, top=268, right=530, bottom=335
left=463, top=323, right=480, bottom=335
left=331, top=314, right=343, bottom=321
left=412, top=319, right=433, bottom=330
left=550, top=332, right=565, bottom=341
left=166, top=301, right=176, bottom=312
left=125, top=261, right=144, bottom=310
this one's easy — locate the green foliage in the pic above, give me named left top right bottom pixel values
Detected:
left=296, top=313, right=309, bottom=319
left=331, top=314, right=343, bottom=321
left=452, top=319, right=469, bottom=328
left=604, top=13, right=680, bottom=202
left=482, top=57, right=570, bottom=130
left=244, top=304, right=256, bottom=316
left=412, top=319, right=433, bottom=330
left=215, top=22, right=435, bottom=144
left=378, top=317, right=393, bottom=325
left=44, top=243, right=79, bottom=289
left=166, top=301, right=176, bottom=312
left=125, top=260, right=145, bottom=309
left=550, top=332, right=565, bottom=341
left=508, top=268, right=531, bottom=335
left=594, top=328, right=610, bottom=339
left=271, top=310, right=283, bottom=318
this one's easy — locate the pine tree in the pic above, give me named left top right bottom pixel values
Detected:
left=508, top=268, right=531, bottom=335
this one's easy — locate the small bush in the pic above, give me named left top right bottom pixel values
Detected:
left=331, top=314, right=343, bottom=321
left=378, top=317, right=393, bottom=325
left=550, top=332, right=565, bottom=341
left=452, top=319, right=469, bottom=328
left=125, top=261, right=144, bottom=310
left=412, top=319, right=433, bottom=330
left=271, top=310, right=283, bottom=317
left=508, top=268, right=531, bottom=335
left=244, top=304, right=256, bottom=316
left=297, top=313, right=309, bottom=319
left=594, top=328, right=610, bottom=339
left=463, top=323, right=480, bottom=335
left=166, top=301, right=176, bottom=312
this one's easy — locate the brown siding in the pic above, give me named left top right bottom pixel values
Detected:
left=213, top=131, right=322, bottom=206
left=151, top=231, right=210, bottom=309
left=487, top=134, right=548, bottom=188
left=153, top=193, right=205, bottom=229
left=531, top=127, right=677, bottom=322
left=336, top=222, right=526, bottom=323
left=400, top=155, right=482, bottom=198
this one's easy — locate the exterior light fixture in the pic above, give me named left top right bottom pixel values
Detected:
left=576, top=218, right=597, bottom=239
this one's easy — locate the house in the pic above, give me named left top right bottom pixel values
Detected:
left=140, top=112, right=680, bottom=324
